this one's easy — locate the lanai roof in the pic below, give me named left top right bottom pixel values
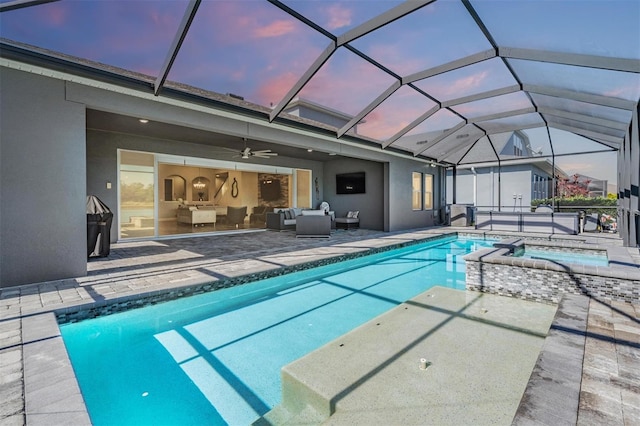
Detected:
left=1, top=0, right=638, bottom=166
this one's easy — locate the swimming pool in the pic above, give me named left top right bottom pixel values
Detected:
left=60, top=236, right=495, bottom=425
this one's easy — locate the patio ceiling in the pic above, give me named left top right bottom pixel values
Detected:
left=1, top=0, right=639, bottom=166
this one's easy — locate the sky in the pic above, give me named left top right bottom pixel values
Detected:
left=1, top=0, right=638, bottom=185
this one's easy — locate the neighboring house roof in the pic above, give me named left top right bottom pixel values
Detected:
left=283, top=97, right=356, bottom=123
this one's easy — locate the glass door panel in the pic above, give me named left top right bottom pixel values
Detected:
left=119, top=151, right=155, bottom=239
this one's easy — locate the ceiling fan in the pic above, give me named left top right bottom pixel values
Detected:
left=231, top=138, right=278, bottom=159
left=235, top=146, right=278, bottom=159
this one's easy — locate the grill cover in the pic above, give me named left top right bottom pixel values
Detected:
left=86, top=195, right=113, bottom=258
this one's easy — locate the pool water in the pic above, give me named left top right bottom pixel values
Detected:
left=519, top=248, right=609, bottom=267
left=60, top=236, right=494, bottom=425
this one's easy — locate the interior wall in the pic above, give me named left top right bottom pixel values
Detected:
left=0, top=69, right=87, bottom=287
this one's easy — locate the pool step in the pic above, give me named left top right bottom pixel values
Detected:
left=260, top=286, right=557, bottom=425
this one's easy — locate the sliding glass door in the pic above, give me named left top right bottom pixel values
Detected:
left=118, top=151, right=312, bottom=239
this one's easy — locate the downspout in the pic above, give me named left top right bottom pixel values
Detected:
left=498, top=160, right=502, bottom=212
left=471, top=166, right=478, bottom=207
left=452, top=166, right=457, bottom=205
left=546, top=127, right=556, bottom=212
left=490, top=167, right=494, bottom=210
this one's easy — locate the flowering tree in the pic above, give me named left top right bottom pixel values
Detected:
left=556, top=174, right=591, bottom=198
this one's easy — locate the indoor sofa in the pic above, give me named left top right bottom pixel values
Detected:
left=177, top=205, right=216, bottom=227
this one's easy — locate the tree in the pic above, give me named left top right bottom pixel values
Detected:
left=556, top=174, right=591, bottom=198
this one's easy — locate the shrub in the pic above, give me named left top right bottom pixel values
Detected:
left=531, top=196, right=617, bottom=216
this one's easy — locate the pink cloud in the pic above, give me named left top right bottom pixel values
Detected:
left=354, top=87, right=436, bottom=140
left=197, top=2, right=302, bottom=45
left=326, top=4, right=352, bottom=30
left=296, top=53, right=395, bottom=114
left=38, top=2, right=67, bottom=27
left=255, top=72, right=300, bottom=106
left=253, top=20, right=297, bottom=38
left=444, top=71, right=489, bottom=98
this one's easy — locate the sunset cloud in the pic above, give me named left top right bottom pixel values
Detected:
left=326, top=4, right=352, bottom=30
left=42, top=3, right=67, bottom=27
left=255, top=72, right=300, bottom=107
left=253, top=20, right=297, bottom=38
left=445, top=71, right=489, bottom=98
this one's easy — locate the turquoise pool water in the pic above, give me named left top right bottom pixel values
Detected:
left=60, top=236, right=494, bottom=425
left=519, top=248, right=609, bottom=267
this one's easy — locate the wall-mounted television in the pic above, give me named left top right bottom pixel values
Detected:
left=336, top=172, right=365, bottom=194
left=260, top=179, right=281, bottom=201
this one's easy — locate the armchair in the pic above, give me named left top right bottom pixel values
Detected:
left=226, top=206, right=247, bottom=229
left=335, top=211, right=360, bottom=229
left=250, top=205, right=268, bottom=225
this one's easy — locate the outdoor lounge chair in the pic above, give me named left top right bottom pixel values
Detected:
left=583, top=213, right=600, bottom=232
left=335, top=211, right=359, bottom=229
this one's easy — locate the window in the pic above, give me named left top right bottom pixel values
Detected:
left=532, top=174, right=548, bottom=200
left=412, top=172, right=422, bottom=210
left=412, top=172, right=434, bottom=210
left=513, top=133, right=524, bottom=156
left=424, top=174, right=433, bottom=209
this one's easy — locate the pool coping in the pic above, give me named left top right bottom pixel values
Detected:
left=4, top=227, right=638, bottom=425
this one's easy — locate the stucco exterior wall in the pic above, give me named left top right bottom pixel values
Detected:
left=1, top=69, right=87, bottom=287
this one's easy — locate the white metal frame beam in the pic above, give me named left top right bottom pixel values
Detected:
left=479, top=122, right=546, bottom=136
left=524, top=84, right=637, bottom=111
left=154, top=0, right=200, bottom=96
left=0, top=0, right=57, bottom=12
left=468, top=106, right=537, bottom=124
left=538, top=106, right=629, bottom=131
left=403, top=49, right=497, bottom=84
left=547, top=121, right=622, bottom=148
left=441, top=84, right=521, bottom=108
left=338, top=80, right=401, bottom=137
left=383, top=104, right=440, bottom=148
left=337, top=0, right=435, bottom=46
left=415, top=121, right=467, bottom=156
left=269, top=42, right=336, bottom=122
left=500, top=47, right=640, bottom=74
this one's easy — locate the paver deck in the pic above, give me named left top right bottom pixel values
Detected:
left=0, top=227, right=638, bottom=425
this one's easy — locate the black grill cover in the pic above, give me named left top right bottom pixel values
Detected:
left=87, top=195, right=113, bottom=258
